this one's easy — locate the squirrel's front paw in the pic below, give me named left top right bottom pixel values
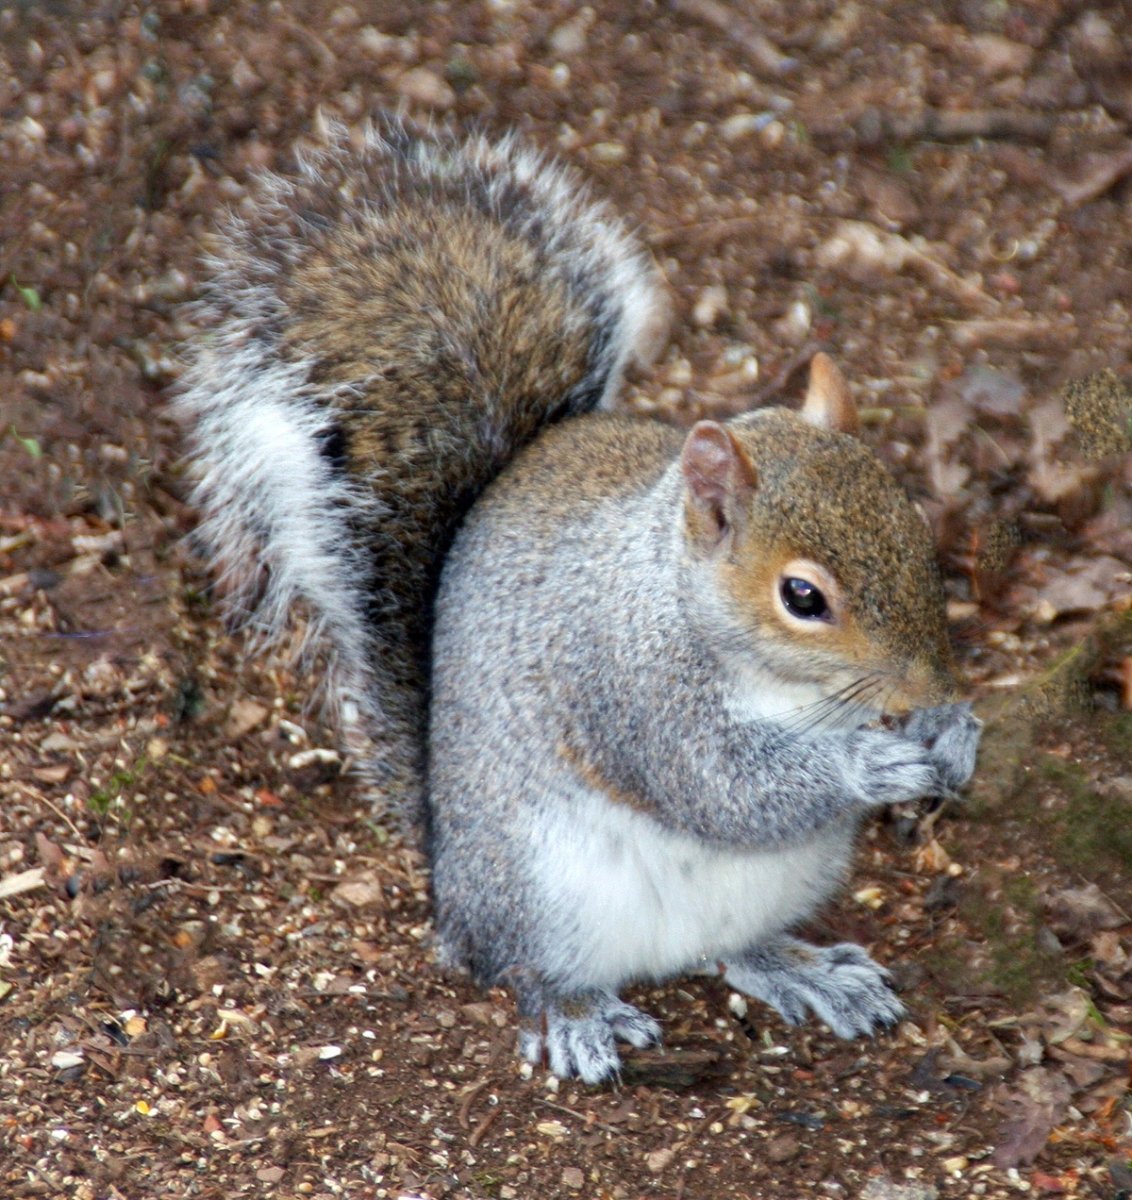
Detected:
left=724, top=937, right=904, bottom=1039
left=902, top=702, right=982, bottom=792
left=518, top=992, right=662, bottom=1084
left=846, top=728, right=939, bottom=807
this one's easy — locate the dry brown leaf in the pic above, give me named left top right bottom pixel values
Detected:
left=992, top=1067, right=1073, bottom=1168
left=1046, top=883, right=1126, bottom=940
left=1040, top=988, right=1095, bottom=1045
left=924, top=396, right=973, bottom=497
left=816, top=219, right=997, bottom=310
left=1030, top=556, right=1131, bottom=622
left=331, top=872, right=386, bottom=908
left=225, top=698, right=270, bottom=739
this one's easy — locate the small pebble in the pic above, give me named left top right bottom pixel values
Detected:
left=396, top=67, right=455, bottom=109
left=692, top=285, right=728, bottom=328
left=561, top=1166, right=585, bottom=1190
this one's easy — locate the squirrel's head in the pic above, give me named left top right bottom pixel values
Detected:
left=679, top=353, right=960, bottom=717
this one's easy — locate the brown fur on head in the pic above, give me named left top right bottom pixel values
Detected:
left=680, top=354, right=958, bottom=714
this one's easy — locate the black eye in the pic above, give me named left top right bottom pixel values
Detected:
left=780, top=577, right=829, bottom=620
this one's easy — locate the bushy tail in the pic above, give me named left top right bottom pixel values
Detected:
left=175, top=118, right=668, bottom=822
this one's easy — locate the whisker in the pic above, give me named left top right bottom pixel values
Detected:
left=771, top=673, right=887, bottom=735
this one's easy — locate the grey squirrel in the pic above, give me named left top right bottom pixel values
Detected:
left=179, top=119, right=981, bottom=1083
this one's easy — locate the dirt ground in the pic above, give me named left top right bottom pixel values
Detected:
left=2, top=2, right=1132, bottom=1198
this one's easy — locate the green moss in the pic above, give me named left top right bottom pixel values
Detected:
left=1001, top=873, right=1037, bottom=910
left=172, top=677, right=206, bottom=723
left=1036, top=754, right=1132, bottom=874
left=957, top=872, right=1059, bottom=1006
left=951, top=862, right=1096, bottom=1005
left=986, top=930, right=1057, bottom=1006
left=444, top=55, right=478, bottom=93
left=471, top=1172, right=504, bottom=1196
left=1103, top=710, right=1132, bottom=759
left=886, top=144, right=914, bottom=174
left=924, top=939, right=974, bottom=994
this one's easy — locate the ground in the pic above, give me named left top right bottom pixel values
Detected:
left=2, top=2, right=1132, bottom=1198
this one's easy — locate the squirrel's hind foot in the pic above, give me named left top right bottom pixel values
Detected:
left=517, top=990, right=662, bottom=1084
left=722, top=936, right=905, bottom=1040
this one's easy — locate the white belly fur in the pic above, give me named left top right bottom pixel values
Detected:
left=531, top=786, right=857, bottom=990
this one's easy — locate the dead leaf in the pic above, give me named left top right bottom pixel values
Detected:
left=992, top=1067, right=1073, bottom=1168
left=1089, top=930, right=1129, bottom=975
left=860, top=1179, right=938, bottom=1200
left=924, top=396, right=973, bottom=496
left=816, top=219, right=997, bottom=310
left=560, top=1166, right=585, bottom=1191
left=31, top=763, right=71, bottom=784
left=331, top=872, right=385, bottom=909
left=1029, top=1169, right=1070, bottom=1195
left=950, top=364, right=1028, bottom=419
left=460, top=1001, right=499, bottom=1027
left=940, top=1036, right=1012, bottom=1079
left=1057, top=1036, right=1131, bottom=1066
left=1046, top=883, right=1126, bottom=939
left=1041, top=988, right=1095, bottom=1045
left=1050, top=142, right=1132, bottom=208
left=766, top=1132, right=801, bottom=1163
left=1030, top=556, right=1131, bottom=622
left=34, top=832, right=69, bottom=883
left=645, top=1146, right=677, bottom=1173
left=536, top=1120, right=569, bottom=1141
left=350, top=940, right=384, bottom=965
left=1044, top=1045, right=1113, bottom=1087
left=225, top=698, right=270, bottom=739
left=925, top=394, right=972, bottom=448
left=1082, top=495, right=1132, bottom=561
left=1026, top=395, right=1106, bottom=521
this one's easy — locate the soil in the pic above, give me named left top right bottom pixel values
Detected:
left=2, top=3, right=1132, bottom=1199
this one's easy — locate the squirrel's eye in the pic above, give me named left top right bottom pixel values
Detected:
left=780, top=576, right=829, bottom=620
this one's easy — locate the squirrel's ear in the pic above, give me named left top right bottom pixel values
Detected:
left=801, top=352, right=859, bottom=436
left=680, top=421, right=758, bottom=547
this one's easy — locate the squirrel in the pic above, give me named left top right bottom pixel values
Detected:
left=178, top=119, right=981, bottom=1084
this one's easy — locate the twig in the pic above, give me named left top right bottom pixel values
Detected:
left=534, top=1096, right=623, bottom=1136
left=812, top=107, right=1064, bottom=146
left=649, top=216, right=762, bottom=251
left=1050, top=143, right=1132, bottom=209
left=1052, top=1037, right=1130, bottom=1066
left=670, top=0, right=797, bottom=75
left=0, top=867, right=46, bottom=899
left=750, top=344, right=821, bottom=407
left=457, top=1078, right=491, bottom=1131
left=947, top=317, right=1075, bottom=350
left=914, top=108, right=1060, bottom=142
left=468, top=1105, right=501, bottom=1148
left=278, top=16, right=336, bottom=71
left=16, top=781, right=83, bottom=839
